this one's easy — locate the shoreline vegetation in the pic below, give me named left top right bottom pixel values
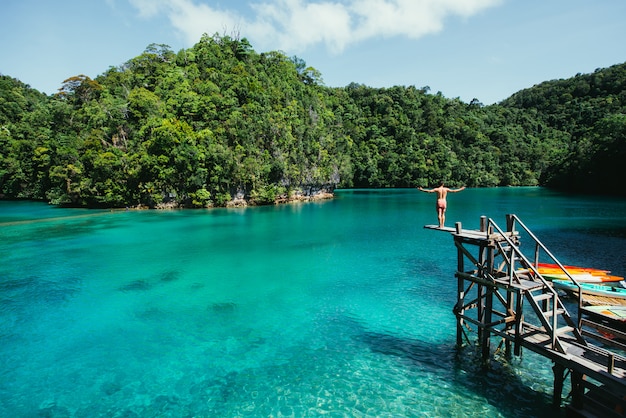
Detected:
left=2, top=35, right=625, bottom=210
left=0, top=187, right=335, bottom=210
left=151, top=187, right=335, bottom=210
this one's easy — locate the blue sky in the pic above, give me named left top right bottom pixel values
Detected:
left=1, top=0, right=625, bottom=104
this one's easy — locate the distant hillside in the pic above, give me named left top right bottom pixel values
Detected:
left=1, top=36, right=625, bottom=207
left=500, top=62, right=626, bottom=195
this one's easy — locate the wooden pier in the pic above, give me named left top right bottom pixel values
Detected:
left=427, top=215, right=626, bottom=417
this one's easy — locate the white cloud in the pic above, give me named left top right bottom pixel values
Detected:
left=128, top=0, right=168, bottom=18
left=250, top=0, right=353, bottom=52
left=128, top=0, right=502, bottom=53
left=169, top=0, right=244, bottom=43
left=351, top=0, right=502, bottom=40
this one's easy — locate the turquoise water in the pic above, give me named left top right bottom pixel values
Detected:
left=1, top=188, right=625, bottom=417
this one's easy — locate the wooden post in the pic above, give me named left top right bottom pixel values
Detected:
left=515, top=291, right=523, bottom=356
left=552, top=363, right=565, bottom=408
left=570, top=371, right=585, bottom=410
left=456, top=232, right=465, bottom=348
left=476, top=245, right=489, bottom=352
left=505, top=291, right=513, bottom=358
left=482, top=287, right=493, bottom=361
left=456, top=278, right=465, bottom=347
left=480, top=237, right=495, bottom=361
left=506, top=214, right=515, bottom=234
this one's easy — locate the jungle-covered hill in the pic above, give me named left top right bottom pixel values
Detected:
left=1, top=34, right=625, bottom=208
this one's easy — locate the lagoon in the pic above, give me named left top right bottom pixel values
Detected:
left=1, top=188, right=625, bottom=417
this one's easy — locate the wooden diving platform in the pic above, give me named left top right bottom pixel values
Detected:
left=424, top=225, right=455, bottom=232
left=424, top=223, right=520, bottom=242
left=428, top=215, right=626, bottom=416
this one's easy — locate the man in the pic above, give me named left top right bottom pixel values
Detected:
left=418, top=181, right=465, bottom=228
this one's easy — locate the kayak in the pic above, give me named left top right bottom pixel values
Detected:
left=536, top=262, right=611, bottom=274
left=551, top=280, right=626, bottom=299
left=533, top=262, right=622, bottom=283
left=581, top=305, right=626, bottom=341
left=540, top=272, right=624, bottom=283
left=582, top=305, right=626, bottom=322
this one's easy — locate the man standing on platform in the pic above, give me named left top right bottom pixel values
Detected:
left=418, top=181, right=465, bottom=228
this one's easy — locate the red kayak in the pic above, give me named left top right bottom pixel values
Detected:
left=536, top=262, right=611, bottom=275
left=532, top=263, right=623, bottom=283
left=540, top=272, right=624, bottom=283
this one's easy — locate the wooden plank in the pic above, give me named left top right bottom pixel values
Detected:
left=582, top=294, right=626, bottom=306
left=423, top=224, right=506, bottom=240
left=513, top=279, right=545, bottom=291
left=423, top=225, right=456, bottom=232
left=480, top=306, right=626, bottom=380
left=522, top=337, right=626, bottom=379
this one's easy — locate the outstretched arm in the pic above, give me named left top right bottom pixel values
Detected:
left=449, top=186, right=466, bottom=193
left=418, top=187, right=433, bottom=193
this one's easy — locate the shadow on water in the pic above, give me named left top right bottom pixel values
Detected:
left=118, top=279, right=153, bottom=292
left=358, top=331, right=565, bottom=418
left=117, top=270, right=182, bottom=292
left=0, top=275, right=81, bottom=306
left=0, top=275, right=82, bottom=345
left=160, top=270, right=180, bottom=282
left=208, top=302, right=237, bottom=314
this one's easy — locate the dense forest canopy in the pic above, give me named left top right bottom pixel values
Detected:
left=1, top=34, right=625, bottom=207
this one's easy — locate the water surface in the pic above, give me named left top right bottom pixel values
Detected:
left=1, top=188, right=625, bottom=417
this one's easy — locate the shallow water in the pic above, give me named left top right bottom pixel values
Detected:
left=1, top=188, right=625, bottom=417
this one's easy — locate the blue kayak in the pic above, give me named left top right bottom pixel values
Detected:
left=551, top=279, right=626, bottom=299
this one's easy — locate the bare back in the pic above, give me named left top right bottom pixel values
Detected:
left=418, top=184, right=465, bottom=201
left=433, top=186, right=449, bottom=199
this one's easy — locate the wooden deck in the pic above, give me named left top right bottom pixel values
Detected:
left=432, top=215, right=626, bottom=416
left=518, top=328, right=626, bottom=381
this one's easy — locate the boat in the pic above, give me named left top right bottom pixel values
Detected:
left=551, top=279, right=626, bottom=300
left=532, top=262, right=623, bottom=283
left=540, top=272, right=624, bottom=283
left=581, top=305, right=626, bottom=342
left=536, top=262, right=611, bottom=274
left=582, top=305, right=626, bottom=323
